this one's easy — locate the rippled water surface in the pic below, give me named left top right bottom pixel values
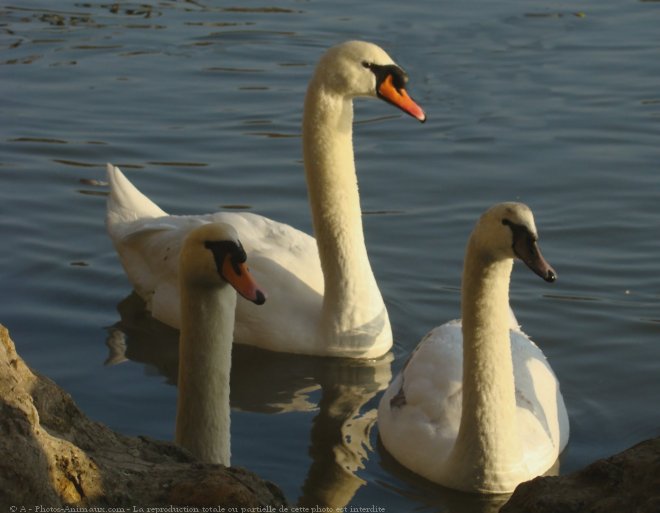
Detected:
left=2, top=1, right=659, bottom=512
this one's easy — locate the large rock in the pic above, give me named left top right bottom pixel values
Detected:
left=0, top=324, right=286, bottom=509
left=501, top=437, right=660, bottom=513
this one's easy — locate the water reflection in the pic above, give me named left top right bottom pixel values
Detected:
left=106, top=292, right=392, bottom=508
left=296, top=358, right=390, bottom=508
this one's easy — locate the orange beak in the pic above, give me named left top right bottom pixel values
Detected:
left=378, top=74, right=426, bottom=123
left=221, top=255, right=266, bottom=305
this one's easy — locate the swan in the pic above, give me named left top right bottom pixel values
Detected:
left=377, top=202, right=569, bottom=493
left=174, top=222, right=266, bottom=466
left=106, top=40, right=426, bottom=359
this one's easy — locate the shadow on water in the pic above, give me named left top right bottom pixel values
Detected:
left=105, top=292, right=393, bottom=509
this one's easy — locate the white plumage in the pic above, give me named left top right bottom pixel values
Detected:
left=378, top=203, right=568, bottom=493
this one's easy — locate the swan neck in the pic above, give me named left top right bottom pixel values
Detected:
left=175, top=282, right=234, bottom=466
left=301, top=81, right=390, bottom=356
left=303, top=84, right=361, bottom=265
left=450, top=240, right=522, bottom=484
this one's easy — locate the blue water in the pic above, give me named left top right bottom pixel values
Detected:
left=2, top=1, right=659, bottom=512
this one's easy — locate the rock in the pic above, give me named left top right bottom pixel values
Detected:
left=501, top=436, right=660, bottom=513
left=0, top=324, right=286, bottom=509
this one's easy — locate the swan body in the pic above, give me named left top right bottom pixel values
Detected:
left=106, top=40, right=425, bottom=359
left=174, top=222, right=265, bottom=465
left=378, top=203, right=568, bottom=493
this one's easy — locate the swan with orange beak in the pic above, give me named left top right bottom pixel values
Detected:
left=107, top=40, right=426, bottom=358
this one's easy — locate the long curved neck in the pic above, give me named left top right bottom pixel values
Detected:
left=302, top=80, right=391, bottom=357
left=448, top=240, right=522, bottom=489
left=175, top=281, right=234, bottom=466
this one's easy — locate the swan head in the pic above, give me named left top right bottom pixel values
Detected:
left=180, top=223, right=267, bottom=304
left=314, top=40, right=426, bottom=122
left=471, top=202, right=557, bottom=282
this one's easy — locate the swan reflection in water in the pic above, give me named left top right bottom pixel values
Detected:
left=105, top=292, right=392, bottom=509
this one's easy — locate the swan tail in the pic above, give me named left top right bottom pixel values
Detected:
left=106, top=163, right=167, bottom=234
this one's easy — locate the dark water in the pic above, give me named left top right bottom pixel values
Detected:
left=2, top=1, right=659, bottom=512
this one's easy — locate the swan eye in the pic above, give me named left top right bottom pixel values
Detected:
left=367, top=63, right=409, bottom=91
left=204, top=239, right=247, bottom=276
left=502, top=219, right=538, bottom=244
left=231, top=241, right=248, bottom=274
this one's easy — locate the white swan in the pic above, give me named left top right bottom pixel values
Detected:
left=174, top=222, right=266, bottom=466
left=106, top=40, right=426, bottom=359
left=378, top=203, right=569, bottom=493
